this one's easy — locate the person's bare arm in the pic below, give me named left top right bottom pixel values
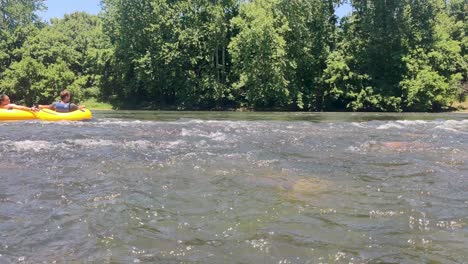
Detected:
left=7, top=104, right=37, bottom=112
left=38, top=104, right=54, bottom=110
left=70, top=104, right=86, bottom=111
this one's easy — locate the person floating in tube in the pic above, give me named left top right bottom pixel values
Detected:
left=0, top=94, right=39, bottom=112
left=38, top=90, right=85, bottom=112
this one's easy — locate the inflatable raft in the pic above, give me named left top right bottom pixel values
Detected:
left=0, top=109, right=36, bottom=120
left=0, top=108, right=92, bottom=121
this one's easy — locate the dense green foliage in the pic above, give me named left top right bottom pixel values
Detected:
left=1, top=2, right=111, bottom=105
left=0, top=0, right=466, bottom=111
left=100, top=0, right=238, bottom=109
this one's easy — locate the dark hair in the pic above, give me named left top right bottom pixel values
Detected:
left=60, top=90, right=71, bottom=100
left=0, top=94, right=7, bottom=102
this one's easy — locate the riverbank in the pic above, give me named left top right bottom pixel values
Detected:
left=82, top=98, right=113, bottom=110
left=84, top=98, right=468, bottom=112
left=451, top=97, right=468, bottom=112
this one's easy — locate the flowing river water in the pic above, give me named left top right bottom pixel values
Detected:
left=0, top=111, right=467, bottom=263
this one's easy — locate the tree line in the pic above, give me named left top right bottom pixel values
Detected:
left=0, top=0, right=466, bottom=111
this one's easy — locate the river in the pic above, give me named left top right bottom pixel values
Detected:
left=1, top=111, right=467, bottom=263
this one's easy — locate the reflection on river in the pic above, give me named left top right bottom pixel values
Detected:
left=1, top=111, right=467, bottom=263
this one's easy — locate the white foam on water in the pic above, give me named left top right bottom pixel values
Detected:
left=433, top=120, right=468, bottom=134
left=208, top=132, right=227, bottom=142
left=8, top=138, right=188, bottom=153
left=347, top=141, right=378, bottom=153
left=372, top=119, right=468, bottom=133
left=435, top=126, right=468, bottom=134
left=350, top=122, right=367, bottom=128
left=70, top=139, right=116, bottom=147
left=346, top=145, right=362, bottom=153
left=180, top=128, right=230, bottom=142
left=94, top=119, right=156, bottom=127
left=160, top=140, right=185, bottom=149
left=181, top=119, right=205, bottom=124
left=223, top=153, right=246, bottom=159
left=369, top=210, right=402, bottom=218
left=376, top=122, right=405, bottom=130
left=125, top=140, right=154, bottom=150
left=180, top=128, right=198, bottom=137
left=64, top=139, right=159, bottom=151
left=10, top=140, right=52, bottom=152
left=396, top=120, right=431, bottom=125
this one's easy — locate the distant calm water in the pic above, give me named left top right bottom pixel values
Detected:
left=1, top=111, right=467, bottom=263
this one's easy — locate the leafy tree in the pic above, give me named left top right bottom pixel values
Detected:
left=229, top=0, right=290, bottom=109
left=322, top=0, right=407, bottom=111
left=94, top=0, right=468, bottom=111
left=102, top=0, right=238, bottom=109
left=1, top=12, right=111, bottom=104
left=399, top=0, right=465, bottom=111
left=0, top=0, right=44, bottom=79
left=322, top=0, right=465, bottom=111
left=279, top=0, right=338, bottom=110
left=2, top=0, right=464, bottom=111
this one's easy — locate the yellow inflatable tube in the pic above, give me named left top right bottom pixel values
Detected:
left=0, top=108, right=92, bottom=121
left=35, top=109, right=92, bottom=121
left=0, top=109, right=36, bottom=120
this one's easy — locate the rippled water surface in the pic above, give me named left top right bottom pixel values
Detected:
left=1, top=111, right=467, bottom=263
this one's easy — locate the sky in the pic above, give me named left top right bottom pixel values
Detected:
left=38, top=0, right=101, bottom=21
left=38, top=1, right=352, bottom=21
left=335, top=3, right=352, bottom=18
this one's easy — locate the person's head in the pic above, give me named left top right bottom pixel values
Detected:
left=0, top=94, right=10, bottom=106
left=60, top=90, right=71, bottom=103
